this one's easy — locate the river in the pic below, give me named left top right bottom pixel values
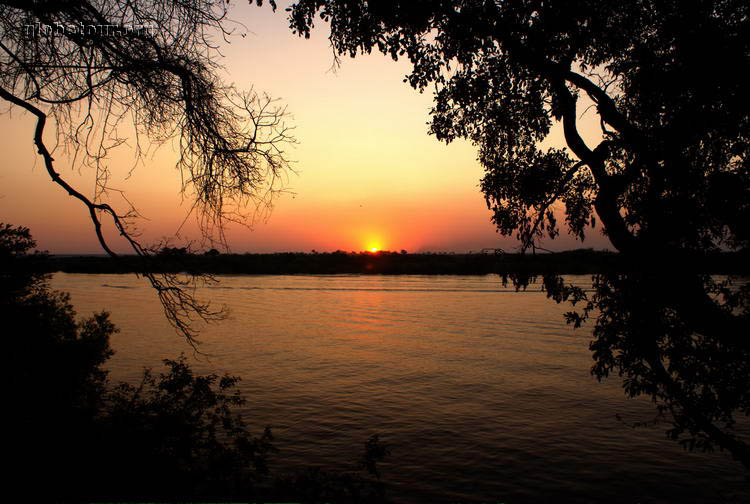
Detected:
left=51, top=273, right=749, bottom=503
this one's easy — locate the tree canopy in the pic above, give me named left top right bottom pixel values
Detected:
left=283, top=0, right=750, bottom=255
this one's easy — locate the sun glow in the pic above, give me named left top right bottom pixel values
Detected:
left=365, top=237, right=383, bottom=252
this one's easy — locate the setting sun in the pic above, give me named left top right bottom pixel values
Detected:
left=366, top=239, right=383, bottom=252
left=364, top=235, right=384, bottom=253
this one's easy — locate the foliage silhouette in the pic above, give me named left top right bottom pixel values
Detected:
left=94, top=355, right=276, bottom=500
left=0, top=0, right=294, bottom=343
left=2, top=222, right=273, bottom=501
left=537, top=268, right=750, bottom=467
left=281, top=1, right=749, bottom=254
left=277, top=0, right=750, bottom=466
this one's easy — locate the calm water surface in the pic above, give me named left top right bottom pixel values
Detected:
left=51, top=273, right=749, bottom=503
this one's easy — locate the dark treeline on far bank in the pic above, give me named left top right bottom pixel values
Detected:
left=23, top=248, right=750, bottom=276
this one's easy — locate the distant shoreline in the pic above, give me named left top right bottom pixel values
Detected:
left=21, top=249, right=750, bottom=276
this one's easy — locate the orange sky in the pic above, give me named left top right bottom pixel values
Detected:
left=0, top=2, right=611, bottom=254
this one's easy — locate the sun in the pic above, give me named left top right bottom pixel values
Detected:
left=365, top=239, right=383, bottom=252
left=364, top=235, right=384, bottom=253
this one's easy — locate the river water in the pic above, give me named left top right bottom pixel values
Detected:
left=51, top=273, right=749, bottom=503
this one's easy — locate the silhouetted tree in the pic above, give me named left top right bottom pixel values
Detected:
left=0, top=222, right=47, bottom=301
left=0, top=1, right=294, bottom=343
left=278, top=0, right=750, bottom=465
left=281, top=0, right=749, bottom=254
left=3, top=221, right=114, bottom=499
left=93, top=355, right=275, bottom=501
left=1, top=223, right=273, bottom=501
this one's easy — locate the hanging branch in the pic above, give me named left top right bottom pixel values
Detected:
left=0, top=1, right=295, bottom=345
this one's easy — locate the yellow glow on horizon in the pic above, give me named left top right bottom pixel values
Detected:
left=365, top=237, right=383, bottom=252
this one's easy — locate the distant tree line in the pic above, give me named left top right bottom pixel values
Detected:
left=16, top=248, right=750, bottom=276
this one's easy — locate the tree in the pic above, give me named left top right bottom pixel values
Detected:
left=0, top=0, right=294, bottom=343
left=1, top=222, right=276, bottom=502
left=3, top=221, right=115, bottom=499
left=95, top=355, right=276, bottom=501
left=278, top=0, right=750, bottom=465
left=282, top=0, right=749, bottom=255
left=1, top=224, right=114, bottom=421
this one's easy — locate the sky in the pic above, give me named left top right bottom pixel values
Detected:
left=0, top=2, right=611, bottom=254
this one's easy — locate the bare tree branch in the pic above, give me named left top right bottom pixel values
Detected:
left=0, top=0, right=294, bottom=344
